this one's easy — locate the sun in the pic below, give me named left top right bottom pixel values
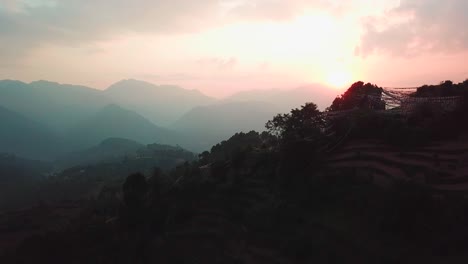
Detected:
left=326, top=70, right=353, bottom=89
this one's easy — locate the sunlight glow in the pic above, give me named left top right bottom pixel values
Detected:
left=183, top=11, right=359, bottom=93
left=326, top=69, right=353, bottom=89
left=19, top=10, right=363, bottom=96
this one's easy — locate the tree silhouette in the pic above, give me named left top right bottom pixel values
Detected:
left=266, top=102, right=324, bottom=141
left=120, top=172, right=148, bottom=228
left=328, top=81, right=385, bottom=111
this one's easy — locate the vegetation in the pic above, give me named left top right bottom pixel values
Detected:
left=328, top=81, right=385, bottom=111
left=2, top=80, right=468, bottom=263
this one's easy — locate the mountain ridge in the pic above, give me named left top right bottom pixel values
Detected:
left=0, top=105, right=64, bottom=160
left=0, top=78, right=339, bottom=154
left=65, top=104, right=177, bottom=150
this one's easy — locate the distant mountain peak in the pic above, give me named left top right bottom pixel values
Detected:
left=65, top=103, right=178, bottom=150
left=29, top=80, right=99, bottom=92
left=101, top=103, right=124, bottom=111
left=30, top=80, right=60, bottom=86
left=103, top=79, right=215, bottom=126
left=106, top=79, right=157, bottom=91
left=0, top=79, right=29, bottom=87
left=106, top=79, right=204, bottom=94
left=94, top=104, right=153, bottom=123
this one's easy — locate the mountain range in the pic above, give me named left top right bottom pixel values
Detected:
left=104, top=79, right=215, bottom=126
left=0, top=79, right=336, bottom=159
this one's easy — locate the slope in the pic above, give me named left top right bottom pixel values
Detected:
left=66, top=104, right=177, bottom=150
left=172, top=101, right=281, bottom=151
left=0, top=80, right=110, bottom=132
left=104, top=79, right=215, bottom=126
left=57, top=138, right=144, bottom=168
left=0, top=105, right=64, bottom=160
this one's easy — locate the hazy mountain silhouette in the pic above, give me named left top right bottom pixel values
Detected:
left=228, top=84, right=337, bottom=112
left=0, top=79, right=216, bottom=130
left=66, top=104, right=176, bottom=149
left=57, top=138, right=144, bottom=168
left=0, top=80, right=110, bottom=132
left=104, top=79, right=215, bottom=126
left=167, top=83, right=357, bottom=151
left=0, top=79, right=339, bottom=153
left=0, top=105, right=64, bottom=160
left=172, top=101, right=281, bottom=150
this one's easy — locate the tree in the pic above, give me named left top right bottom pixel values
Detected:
left=198, top=151, right=210, bottom=165
left=209, top=131, right=263, bottom=162
left=120, top=172, right=149, bottom=228
left=328, top=81, right=384, bottom=111
left=266, top=102, right=324, bottom=141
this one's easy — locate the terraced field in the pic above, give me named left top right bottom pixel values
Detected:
left=327, top=139, right=468, bottom=192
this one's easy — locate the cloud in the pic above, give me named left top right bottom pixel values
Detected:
left=358, top=0, right=468, bottom=57
left=226, top=0, right=331, bottom=21
left=0, top=0, right=373, bottom=69
left=0, top=0, right=222, bottom=59
left=0, top=0, right=24, bottom=12
left=0, top=0, right=340, bottom=62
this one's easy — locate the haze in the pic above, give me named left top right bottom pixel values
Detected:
left=4, top=1, right=468, bottom=262
left=1, top=0, right=467, bottom=98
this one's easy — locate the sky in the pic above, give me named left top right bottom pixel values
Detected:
left=0, top=0, right=467, bottom=97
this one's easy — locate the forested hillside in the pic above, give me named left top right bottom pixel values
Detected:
left=3, top=80, right=468, bottom=263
